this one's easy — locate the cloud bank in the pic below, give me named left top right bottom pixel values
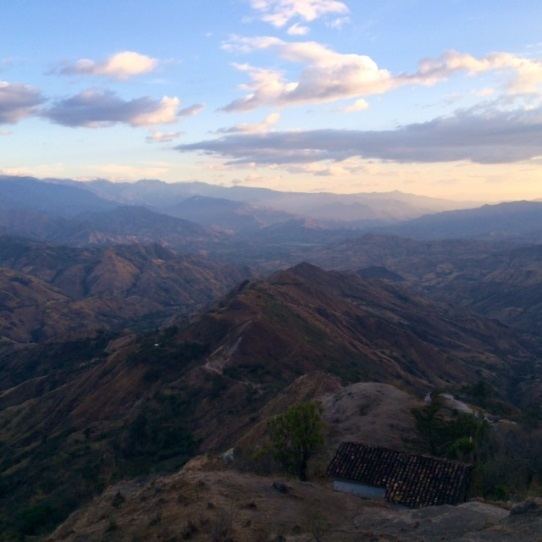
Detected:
left=177, top=106, right=542, bottom=165
left=222, top=36, right=542, bottom=111
left=44, top=90, right=180, bottom=127
left=0, top=82, right=44, bottom=124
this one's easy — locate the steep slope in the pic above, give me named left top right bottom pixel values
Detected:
left=0, top=209, right=75, bottom=242
left=0, top=237, right=248, bottom=342
left=182, top=263, right=534, bottom=393
left=305, top=235, right=542, bottom=335
left=0, top=264, right=538, bottom=539
left=412, top=244, right=542, bottom=336
left=0, top=268, right=77, bottom=344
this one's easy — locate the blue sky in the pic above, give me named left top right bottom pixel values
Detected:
left=1, top=0, right=542, bottom=200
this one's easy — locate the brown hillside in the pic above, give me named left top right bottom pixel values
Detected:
left=0, top=238, right=248, bottom=343
left=47, top=458, right=542, bottom=542
left=0, top=263, right=538, bottom=538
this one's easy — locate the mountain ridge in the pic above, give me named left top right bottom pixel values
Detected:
left=380, top=200, right=542, bottom=241
left=0, top=237, right=248, bottom=343
left=0, top=263, right=539, bottom=538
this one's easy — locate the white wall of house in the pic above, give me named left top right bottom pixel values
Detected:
left=332, top=479, right=386, bottom=499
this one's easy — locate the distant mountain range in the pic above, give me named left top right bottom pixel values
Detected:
left=2, top=176, right=541, bottom=246
left=63, top=177, right=472, bottom=223
left=165, top=195, right=291, bottom=232
left=29, top=175, right=478, bottom=227
left=381, top=200, right=542, bottom=242
left=0, top=176, right=115, bottom=217
left=0, top=177, right=223, bottom=250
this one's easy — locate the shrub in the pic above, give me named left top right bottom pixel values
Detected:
left=268, top=402, right=324, bottom=481
left=413, top=402, right=488, bottom=461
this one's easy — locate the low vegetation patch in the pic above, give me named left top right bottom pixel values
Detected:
left=413, top=399, right=542, bottom=500
left=268, top=402, right=325, bottom=481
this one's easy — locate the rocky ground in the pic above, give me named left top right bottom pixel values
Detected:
left=48, top=457, right=542, bottom=542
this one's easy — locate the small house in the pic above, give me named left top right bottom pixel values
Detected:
left=327, top=442, right=472, bottom=508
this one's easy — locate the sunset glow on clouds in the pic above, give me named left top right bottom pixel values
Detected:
left=56, top=51, right=159, bottom=80
left=1, top=0, right=542, bottom=200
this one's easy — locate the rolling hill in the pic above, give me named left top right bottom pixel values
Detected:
left=0, top=237, right=247, bottom=343
left=0, top=264, right=538, bottom=538
left=304, top=234, right=542, bottom=336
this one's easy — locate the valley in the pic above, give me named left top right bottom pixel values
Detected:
left=0, top=176, right=541, bottom=540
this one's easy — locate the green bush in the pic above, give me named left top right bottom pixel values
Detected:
left=414, top=401, right=542, bottom=500
left=268, top=402, right=324, bottom=481
left=413, top=402, right=488, bottom=461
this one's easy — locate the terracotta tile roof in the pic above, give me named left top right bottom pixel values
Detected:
left=327, top=442, right=472, bottom=508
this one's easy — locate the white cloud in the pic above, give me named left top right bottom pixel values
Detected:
left=44, top=90, right=180, bottom=127
left=287, top=23, right=310, bottom=35
left=146, top=130, right=182, bottom=143
left=286, top=156, right=365, bottom=176
left=343, top=98, right=369, bottom=112
left=178, top=103, right=205, bottom=116
left=0, top=81, right=44, bottom=124
left=223, top=36, right=393, bottom=111
left=131, top=96, right=180, bottom=125
left=57, top=51, right=158, bottom=80
left=250, top=0, right=349, bottom=28
left=223, top=37, right=542, bottom=111
left=410, top=50, right=542, bottom=94
left=218, top=111, right=280, bottom=134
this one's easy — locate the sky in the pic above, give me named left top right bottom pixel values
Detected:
left=1, top=0, right=542, bottom=201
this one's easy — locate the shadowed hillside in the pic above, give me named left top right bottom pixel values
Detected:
left=381, top=201, right=542, bottom=242
left=304, top=234, right=542, bottom=336
left=0, top=237, right=247, bottom=343
left=0, top=264, right=539, bottom=538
